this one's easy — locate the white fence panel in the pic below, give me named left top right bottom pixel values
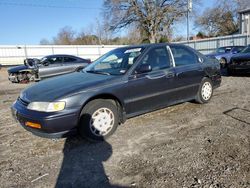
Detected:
left=0, top=45, right=124, bottom=66
left=178, top=34, right=249, bottom=54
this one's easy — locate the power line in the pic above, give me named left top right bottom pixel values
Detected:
left=0, top=2, right=101, bottom=10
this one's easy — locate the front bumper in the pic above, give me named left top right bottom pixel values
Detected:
left=228, top=64, right=250, bottom=74
left=11, top=99, right=80, bottom=138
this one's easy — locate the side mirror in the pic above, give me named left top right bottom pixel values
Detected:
left=198, top=57, right=204, bottom=63
left=136, top=64, right=152, bottom=74
left=232, top=51, right=239, bottom=54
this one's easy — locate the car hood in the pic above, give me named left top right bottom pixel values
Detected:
left=8, top=65, right=29, bottom=73
left=20, top=72, right=119, bottom=102
left=206, top=52, right=226, bottom=58
left=231, top=53, right=250, bottom=60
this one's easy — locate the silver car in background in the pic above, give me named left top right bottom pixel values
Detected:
left=8, top=54, right=91, bottom=83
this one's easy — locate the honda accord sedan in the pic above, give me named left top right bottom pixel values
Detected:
left=11, top=43, right=221, bottom=141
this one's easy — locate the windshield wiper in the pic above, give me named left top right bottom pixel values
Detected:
left=86, top=70, right=110, bottom=75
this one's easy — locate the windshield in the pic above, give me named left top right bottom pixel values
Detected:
left=216, top=47, right=232, bottom=53
left=240, top=46, right=250, bottom=54
left=84, top=47, right=144, bottom=75
left=40, top=57, right=47, bottom=62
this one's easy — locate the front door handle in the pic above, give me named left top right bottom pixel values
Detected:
left=166, top=72, right=175, bottom=78
left=146, top=73, right=166, bottom=80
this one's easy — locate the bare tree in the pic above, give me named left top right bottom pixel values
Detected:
left=195, top=0, right=239, bottom=37
left=103, top=0, right=190, bottom=43
left=53, top=26, right=76, bottom=45
left=40, top=38, right=51, bottom=45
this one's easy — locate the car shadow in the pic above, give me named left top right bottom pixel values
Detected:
left=55, top=136, right=126, bottom=188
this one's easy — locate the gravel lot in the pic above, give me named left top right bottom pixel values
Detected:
left=0, top=68, right=249, bottom=188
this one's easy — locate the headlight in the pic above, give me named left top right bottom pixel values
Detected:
left=27, top=101, right=66, bottom=112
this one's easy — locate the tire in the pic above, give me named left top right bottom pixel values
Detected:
left=219, top=58, right=227, bottom=69
left=227, top=68, right=234, bottom=76
left=78, top=99, right=119, bottom=141
left=195, top=78, right=213, bottom=104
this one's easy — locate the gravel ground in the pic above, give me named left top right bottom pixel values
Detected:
left=0, top=68, right=249, bottom=188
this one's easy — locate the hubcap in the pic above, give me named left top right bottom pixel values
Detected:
left=90, top=108, right=114, bottom=136
left=201, top=82, right=212, bottom=101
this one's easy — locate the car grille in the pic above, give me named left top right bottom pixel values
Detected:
left=232, top=59, right=250, bottom=65
left=18, top=97, right=29, bottom=106
left=241, top=60, right=250, bottom=65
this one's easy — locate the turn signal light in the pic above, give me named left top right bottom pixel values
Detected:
left=25, top=122, right=41, bottom=129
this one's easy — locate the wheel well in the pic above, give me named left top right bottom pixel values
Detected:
left=19, top=70, right=32, bottom=73
left=81, top=94, right=126, bottom=124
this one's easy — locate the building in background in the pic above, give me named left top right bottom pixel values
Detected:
left=239, top=1, right=250, bottom=35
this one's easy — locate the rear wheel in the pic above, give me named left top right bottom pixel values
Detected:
left=78, top=99, right=119, bottom=141
left=196, top=78, right=213, bottom=104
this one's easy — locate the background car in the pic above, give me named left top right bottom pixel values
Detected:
left=206, top=46, right=245, bottom=68
left=228, top=45, right=250, bottom=75
left=8, top=54, right=91, bottom=83
left=11, top=43, right=221, bottom=141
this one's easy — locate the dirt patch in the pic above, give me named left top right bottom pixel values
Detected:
left=0, top=68, right=249, bottom=187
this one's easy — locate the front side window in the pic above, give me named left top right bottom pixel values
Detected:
left=42, top=57, right=63, bottom=64
left=85, top=47, right=144, bottom=75
left=232, top=46, right=244, bottom=53
left=170, top=45, right=198, bottom=66
left=139, top=46, right=171, bottom=71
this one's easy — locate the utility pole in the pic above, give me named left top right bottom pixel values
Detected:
left=246, top=15, right=249, bottom=45
left=187, top=0, right=192, bottom=43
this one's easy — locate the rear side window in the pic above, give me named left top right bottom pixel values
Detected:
left=140, top=46, right=171, bottom=71
left=64, top=57, right=77, bottom=62
left=170, top=46, right=197, bottom=66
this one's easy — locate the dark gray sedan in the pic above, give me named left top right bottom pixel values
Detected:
left=11, top=43, right=221, bottom=141
left=8, top=54, right=91, bottom=83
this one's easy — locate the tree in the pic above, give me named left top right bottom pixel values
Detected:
left=53, top=26, right=76, bottom=45
left=195, top=0, right=239, bottom=37
left=40, top=38, right=51, bottom=45
left=74, top=33, right=100, bottom=45
left=103, top=0, right=191, bottom=43
left=196, top=31, right=206, bottom=39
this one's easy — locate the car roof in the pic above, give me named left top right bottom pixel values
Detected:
left=115, top=43, right=184, bottom=50
left=44, top=54, right=77, bottom=58
left=218, top=46, right=245, bottom=48
left=43, top=54, right=87, bottom=60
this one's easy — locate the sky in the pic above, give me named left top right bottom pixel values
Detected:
left=0, top=0, right=216, bottom=45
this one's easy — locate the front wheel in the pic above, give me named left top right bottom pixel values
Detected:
left=195, top=78, right=213, bottom=104
left=78, top=99, right=119, bottom=141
